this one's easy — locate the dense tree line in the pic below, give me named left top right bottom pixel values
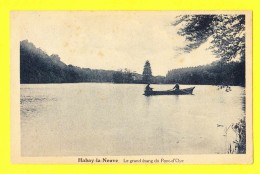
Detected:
left=20, top=40, right=164, bottom=84
left=112, top=69, right=165, bottom=84
left=20, top=40, right=116, bottom=83
left=21, top=40, right=244, bottom=86
left=20, top=40, right=163, bottom=84
left=165, top=61, right=245, bottom=86
left=111, top=61, right=165, bottom=84
left=112, top=69, right=135, bottom=83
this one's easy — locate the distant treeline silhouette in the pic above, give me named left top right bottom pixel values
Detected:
left=20, top=40, right=117, bottom=83
left=20, top=40, right=245, bottom=86
left=165, top=61, right=245, bottom=86
left=20, top=40, right=165, bottom=84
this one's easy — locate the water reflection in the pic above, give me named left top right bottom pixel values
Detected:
left=173, top=95, right=179, bottom=102
left=145, top=96, right=151, bottom=106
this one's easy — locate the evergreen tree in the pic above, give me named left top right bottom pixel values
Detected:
left=142, top=60, right=153, bottom=84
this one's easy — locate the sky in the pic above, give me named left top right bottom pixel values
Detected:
left=13, top=11, right=218, bottom=76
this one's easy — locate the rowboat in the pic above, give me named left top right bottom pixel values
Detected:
left=144, top=87, right=195, bottom=96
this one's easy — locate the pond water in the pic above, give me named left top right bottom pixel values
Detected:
left=20, top=83, right=245, bottom=156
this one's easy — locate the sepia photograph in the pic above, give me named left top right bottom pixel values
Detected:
left=10, top=11, right=252, bottom=164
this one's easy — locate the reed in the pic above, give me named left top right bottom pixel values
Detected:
left=228, top=117, right=246, bottom=154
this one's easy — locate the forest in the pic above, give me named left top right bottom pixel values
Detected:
left=20, top=40, right=164, bottom=84
left=20, top=40, right=245, bottom=86
left=167, top=14, right=246, bottom=87
left=20, top=40, right=116, bottom=83
left=165, top=60, right=245, bottom=86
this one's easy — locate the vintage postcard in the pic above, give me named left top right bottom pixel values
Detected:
left=11, top=11, right=252, bottom=164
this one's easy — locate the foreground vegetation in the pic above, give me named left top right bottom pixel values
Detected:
left=231, top=117, right=246, bottom=154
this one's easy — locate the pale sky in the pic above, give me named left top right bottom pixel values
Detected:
left=13, top=11, right=218, bottom=76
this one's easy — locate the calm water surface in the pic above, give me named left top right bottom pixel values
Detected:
left=20, top=83, right=245, bottom=156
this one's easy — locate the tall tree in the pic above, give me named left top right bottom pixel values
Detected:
left=173, top=15, right=245, bottom=62
left=142, top=60, right=153, bottom=84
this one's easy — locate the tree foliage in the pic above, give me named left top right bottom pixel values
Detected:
left=166, top=61, right=245, bottom=86
left=173, top=15, right=245, bottom=62
left=112, top=69, right=134, bottom=83
left=20, top=40, right=116, bottom=83
left=20, top=40, right=244, bottom=86
left=142, top=60, right=153, bottom=84
left=20, top=40, right=163, bottom=84
left=232, top=117, right=246, bottom=154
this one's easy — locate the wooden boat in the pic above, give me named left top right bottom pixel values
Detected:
left=144, top=87, right=195, bottom=96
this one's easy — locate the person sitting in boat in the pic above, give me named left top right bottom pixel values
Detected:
left=173, top=83, right=180, bottom=90
left=145, top=84, right=153, bottom=91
